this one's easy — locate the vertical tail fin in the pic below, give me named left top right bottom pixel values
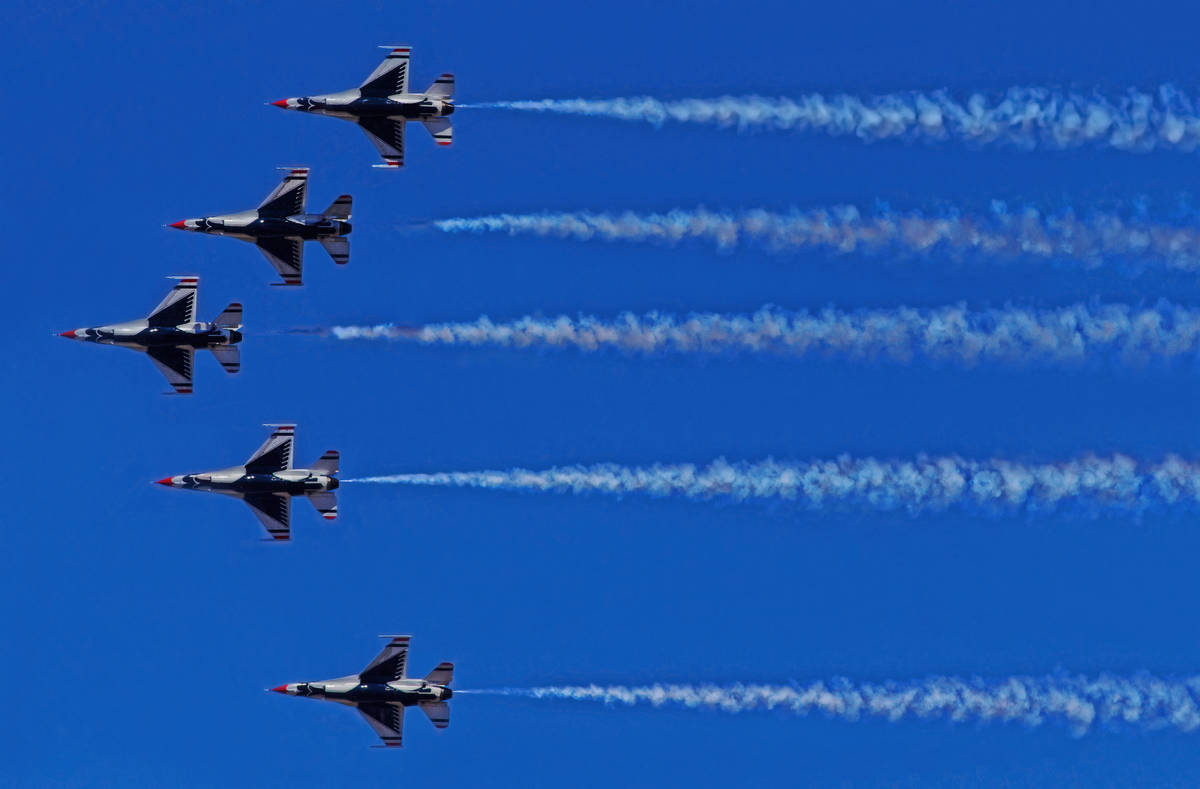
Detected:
left=209, top=344, right=241, bottom=375
left=311, top=450, right=340, bottom=475
left=425, top=73, right=454, bottom=99
left=322, top=195, right=352, bottom=219
left=212, top=302, right=243, bottom=329
left=424, top=662, right=454, bottom=685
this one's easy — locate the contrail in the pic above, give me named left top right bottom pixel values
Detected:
left=431, top=205, right=1200, bottom=272
left=309, top=303, right=1200, bottom=366
left=345, top=454, right=1200, bottom=514
left=472, top=674, right=1200, bottom=735
left=473, top=86, right=1200, bottom=152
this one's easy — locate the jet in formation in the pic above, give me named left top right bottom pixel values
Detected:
left=271, top=635, right=454, bottom=747
left=155, top=424, right=339, bottom=541
left=59, top=276, right=242, bottom=395
left=271, top=46, right=454, bottom=168
left=168, top=167, right=351, bottom=287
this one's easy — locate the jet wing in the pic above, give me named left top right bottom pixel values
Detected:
left=257, top=168, right=308, bottom=218
left=244, top=424, right=294, bottom=473
left=358, top=116, right=405, bottom=167
left=359, top=47, right=410, bottom=96
left=244, top=492, right=290, bottom=541
left=145, top=345, right=194, bottom=395
left=255, top=237, right=304, bottom=286
left=147, top=277, right=198, bottom=327
left=357, top=702, right=405, bottom=747
left=359, top=635, right=410, bottom=683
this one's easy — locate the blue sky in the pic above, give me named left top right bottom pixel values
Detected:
left=7, top=0, right=1200, bottom=785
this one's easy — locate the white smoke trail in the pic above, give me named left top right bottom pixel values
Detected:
left=345, top=455, right=1200, bottom=514
left=474, top=86, right=1200, bottom=152
left=475, top=674, right=1200, bottom=735
left=432, top=205, right=1200, bottom=272
left=318, top=303, right=1200, bottom=366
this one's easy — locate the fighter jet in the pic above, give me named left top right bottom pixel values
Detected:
left=155, top=424, right=339, bottom=541
left=270, top=46, right=454, bottom=168
left=271, top=635, right=454, bottom=748
left=58, top=276, right=242, bottom=395
left=167, top=167, right=351, bottom=287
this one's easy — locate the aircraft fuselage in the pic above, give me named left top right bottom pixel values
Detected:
left=282, top=676, right=453, bottom=706
left=280, top=91, right=454, bottom=122
left=63, top=321, right=240, bottom=349
left=177, top=212, right=351, bottom=241
left=162, top=468, right=338, bottom=496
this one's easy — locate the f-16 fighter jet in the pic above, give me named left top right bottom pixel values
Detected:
left=155, top=424, right=339, bottom=541
left=271, top=635, right=454, bottom=748
left=270, top=46, right=454, bottom=168
left=168, top=167, right=351, bottom=287
left=58, top=276, right=242, bottom=395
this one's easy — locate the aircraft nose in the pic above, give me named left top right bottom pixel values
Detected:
left=58, top=330, right=79, bottom=339
left=270, top=99, right=289, bottom=108
left=167, top=220, right=188, bottom=230
left=154, top=476, right=175, bottom=487
left=270, top=684, right=291, bottom=694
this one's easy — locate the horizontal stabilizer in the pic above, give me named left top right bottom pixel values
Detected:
left=311, top=450, right=340, bottom=475
left=419, top=701, right=450, bottom=729
left=307, top=491, right=338, bottom=521
left=425, top=73, right=454, bottom=99
left=422, top=118, right=452, bottom=147
left=213, top=302, right=243, bottom=329
left=319, top=236, right=350, bottom=265
left=322, top=195, right=352, bottom=219
left=210, top=344, right=241, bottom=375
left=424, top=661, right=454, bottom=686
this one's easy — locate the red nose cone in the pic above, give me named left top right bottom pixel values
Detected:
left=271, top=685, right=289, bottom=694
left=168, top=220, right=187, bottom=229
left=155, top=477, right=175, bottom=487
left=271, top=99, right=289, bottom=108
left=59, top=330, right=76, bottom=338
